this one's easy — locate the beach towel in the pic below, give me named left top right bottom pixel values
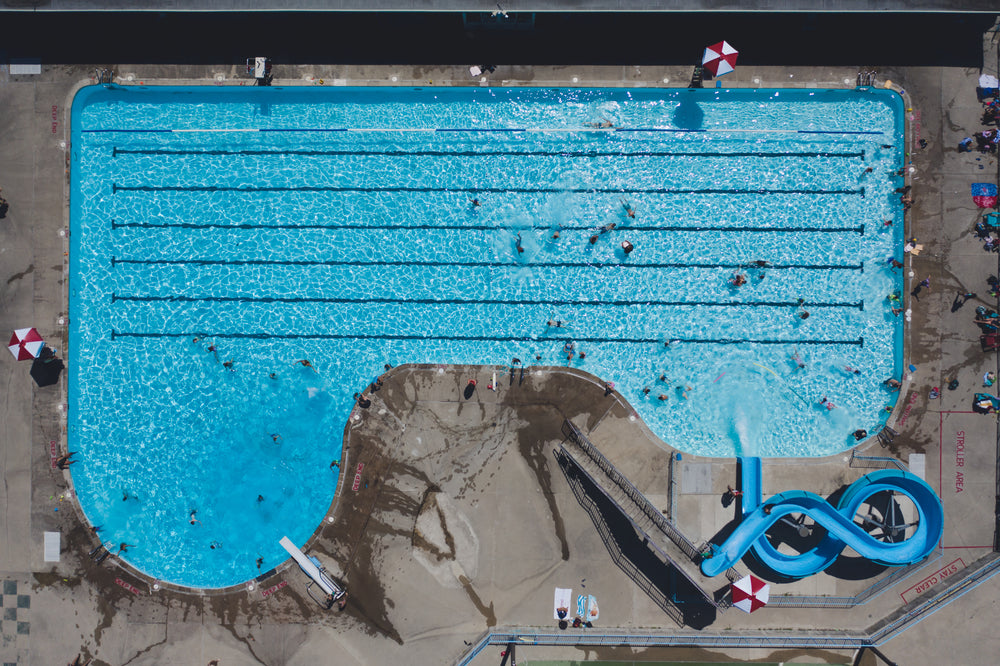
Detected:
left=553, top=587, right=572, bottom=620
left=575, top=594, right=599, bottom=621
left=973, top=183, right=998, bottom=209
left=973, top=392, right=1000, bottom=413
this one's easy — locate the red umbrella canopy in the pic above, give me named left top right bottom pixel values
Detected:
left=731, top=573, right=769, bottom=613
left=702, top=41, right=739, bottom=77
left=8, top=327, right=45, bottom=361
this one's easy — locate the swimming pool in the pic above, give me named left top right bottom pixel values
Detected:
left=70, top=85, right=903, bottom=588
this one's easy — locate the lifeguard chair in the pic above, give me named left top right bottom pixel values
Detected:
left=246, top=57, right=272, bottom=85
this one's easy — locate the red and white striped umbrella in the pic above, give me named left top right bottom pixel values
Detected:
left=731, top=573, right=769, bottom=613
left=702, top=41, right=739, bottom=78
left=8, top=327, right=45, bottom=361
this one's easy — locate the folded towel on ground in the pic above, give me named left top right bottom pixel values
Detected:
left=553, top=587, right=572, bottom=620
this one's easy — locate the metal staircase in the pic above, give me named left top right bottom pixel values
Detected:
left=559, top=420, right=740, bottom=608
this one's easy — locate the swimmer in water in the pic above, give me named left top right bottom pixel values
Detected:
left=620, top=198, right=636, bottom=219
left=585, top=117, right=615, bottom=129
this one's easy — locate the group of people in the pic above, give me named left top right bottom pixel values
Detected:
left=982, top=92, right=1000, bottom=125
left=555, top=606, right=593, bottom=629
left=974, top=214, right=1000, bottom=253
left=729, top=261, right=771, bottom=288
left=958, top=128, right=999, bottom=154
left=473, top=195, right=637, bottom=260
left=958, top=87, right=1000, bottom=152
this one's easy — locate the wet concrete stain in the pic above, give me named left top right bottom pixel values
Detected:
left=341, top=539, right=403, bottom=644
left=213, top=615, right=267, bottom=666
left=6, top=262, right=33, bottom=284
left=322, top=434, right=444, bottom=645
left=92, top=595, right=116, bottom=647
left=513, top=405, right=571, bottom=561
left=458, top=575, right=496, bottom=627
left=412, top=489, right=456, bottom=562
left=119, top=627, right=168, bottom=666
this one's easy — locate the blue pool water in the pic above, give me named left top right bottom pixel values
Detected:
left=70, top=85, right=903, bottom=588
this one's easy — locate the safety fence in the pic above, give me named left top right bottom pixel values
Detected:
left=767, top=549, right=941, bottom=608
left=849, top=448, right=909, bottom=471
left=869, top=552, right=1000, bottom=643
left=454, top=626, right=873, bottom=664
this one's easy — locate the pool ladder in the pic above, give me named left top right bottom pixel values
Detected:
left=688, top=65, right=704, bottom=88
left=95, top=68, right=114, bottom=85
left=857, top=69, right=878, bottom=87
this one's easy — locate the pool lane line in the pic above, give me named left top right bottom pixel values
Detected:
left=111, top=185, right=865, bottom=196
left=86, top=128, right=884, bottom=136
left=109, top=257, right=865, bottom=271
left=618, top=128, right=883, bottom=136
left=110, top=220, right=866, bottom=235
left=109, top=330, right=864, bottom=346
left=111, top=148, right=866, bottom=159
left=110, top=293, right=865, bottom=310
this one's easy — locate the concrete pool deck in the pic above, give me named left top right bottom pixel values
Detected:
left=1, top=52, right=999, bottom=666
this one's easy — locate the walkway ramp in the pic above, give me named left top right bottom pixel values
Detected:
left=559, top=420, right=737, bottom=608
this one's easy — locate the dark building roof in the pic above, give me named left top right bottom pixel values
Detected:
left=0, top=8, right=996, bottom=67
left=3, top=1, right=998, bottom=11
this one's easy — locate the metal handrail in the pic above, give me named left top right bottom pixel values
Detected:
left=561, top=420, right=702, bottom=561
left=849, top=448, right=909, bottom=471
left=869, top=552, right=1000, bottom=644
left=458, top=626, right=873, bottom=651
left=767, top=551, right=941, bottom=608
left=556, top=449, right=687, bottom=625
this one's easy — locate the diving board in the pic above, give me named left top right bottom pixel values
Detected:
left=279, top=536, right=346, bottom=608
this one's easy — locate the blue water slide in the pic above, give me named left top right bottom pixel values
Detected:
left=738, top=457, right=763, bottom=512
left=701, top=462, right=943, bottom=579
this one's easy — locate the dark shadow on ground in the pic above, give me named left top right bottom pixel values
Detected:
left=0, top=12, right=993, bottom=67
left=30, top=354, right=64, bottom=387
left=555, top=449, right=717, bottom=629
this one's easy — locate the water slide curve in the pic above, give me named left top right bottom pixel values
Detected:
left=700, top=457, right=944, bottom=579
